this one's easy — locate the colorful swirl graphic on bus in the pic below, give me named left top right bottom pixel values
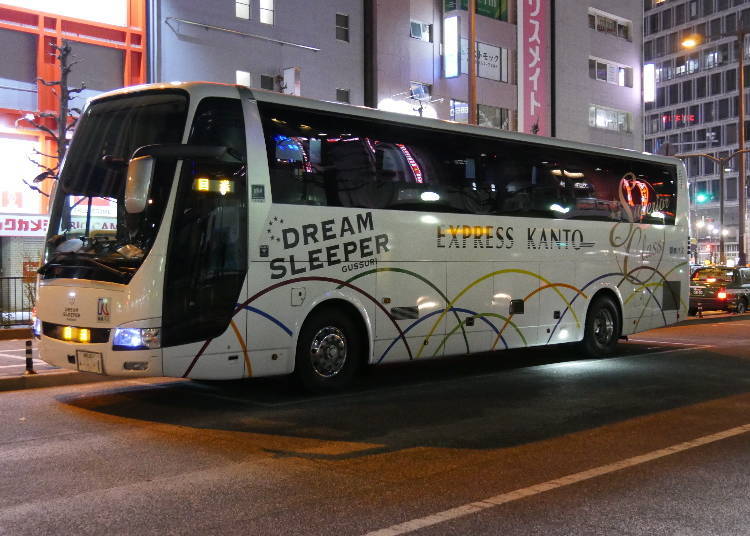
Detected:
left=182, top=225, right=686, bottom=377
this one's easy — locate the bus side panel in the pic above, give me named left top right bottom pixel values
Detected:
left=538, top=260, right=580, bottom=346
left=443, top=262, right=498, bottom=356
left=374, top=261, right=446, bottom=364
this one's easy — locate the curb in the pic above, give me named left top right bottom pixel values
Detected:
left=0, top=369, right=113, bottom=392
left=0, top=327, right=32, bottom=341
left=675, top=313, right=749, bottom=326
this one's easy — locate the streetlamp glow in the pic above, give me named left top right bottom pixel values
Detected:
left=681, top=37, right=699, bottom=48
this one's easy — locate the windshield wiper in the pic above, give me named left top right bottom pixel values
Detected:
left=78, top=256, right=129, bottom=280
left=38, top=253, right=129, bottom=281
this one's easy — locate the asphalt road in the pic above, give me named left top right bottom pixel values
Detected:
left=0, top=338, right=53, bottom=377
left=2, top=318, right=750, bottom=535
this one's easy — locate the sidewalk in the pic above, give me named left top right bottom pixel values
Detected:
left=0, top=369, right=113, bottom=392
left=0, top=326, right=32, bottom=341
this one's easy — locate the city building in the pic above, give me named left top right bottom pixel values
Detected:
left=555, top=1, right=643, bottom=150
left=150, top=0, right=365, bottom=105
left=0, top=1, right=146, bottom=288
left=643, top=0, right=750, bottom=264
left=371, top=0, right=525, bottom=132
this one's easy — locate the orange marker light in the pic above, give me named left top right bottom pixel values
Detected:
left=79, top=329, right=91, bottom=343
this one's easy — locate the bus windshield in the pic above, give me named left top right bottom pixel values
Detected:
left=42, top=91, right=188, bottom=283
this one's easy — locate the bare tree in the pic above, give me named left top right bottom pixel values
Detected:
left=16, top=39, right=86, bottom=196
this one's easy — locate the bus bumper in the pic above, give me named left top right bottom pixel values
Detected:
left=39, top=335, right=163, bottom=377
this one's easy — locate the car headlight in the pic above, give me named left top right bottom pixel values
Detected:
left=113, top=327, right=161, bottom=351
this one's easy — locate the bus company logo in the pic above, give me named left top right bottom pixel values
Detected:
left=436, top=224, right=514, bottom=249
left=96, top=298, right=110, bottom=322
left=618, top=173, right=671, bottom=222
left=526, top=227, right=594, bottom=251
left=266, top=211, right=390, bottom=279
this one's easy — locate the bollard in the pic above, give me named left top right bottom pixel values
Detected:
left=24, top=339, right=36, bottom=375
left=697, top=303, right=703, bottom=318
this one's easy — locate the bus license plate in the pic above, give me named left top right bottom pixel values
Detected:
left=76, top=350, right=103, bottom=374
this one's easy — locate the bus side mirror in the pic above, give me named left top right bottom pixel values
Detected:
left=125, top=156, right=155, bottom=214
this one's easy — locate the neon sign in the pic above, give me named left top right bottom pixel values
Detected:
left=396, top=144, right=424, bottom=184
left=661, top=113, right=697, bottom=124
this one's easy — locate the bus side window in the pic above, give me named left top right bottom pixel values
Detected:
left=267, top=134, right=327, bottom=206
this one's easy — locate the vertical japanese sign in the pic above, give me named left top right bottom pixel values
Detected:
left=517, top=0, right=551, bottom=136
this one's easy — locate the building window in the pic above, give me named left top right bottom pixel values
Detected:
left=336, top=14, right=350, bottom=42
left=260, top=75, right=275, bottom=91
left=450, top=99, right=469, bottom=123
left=696, top=76, right=707, bottom=98
left=588, top=58, right=633, bottom=87
left=727, top=177, right=738, bottom=201
left=410, top=21, right=432, bottom=42
left=689, top=1, right=698, bottom=19
left=711, top=72, right=723, bottom=95
left=236, top=70, right=252, bottom=87
left=259, top=0, right=273, bottom=25
left=236, top=0, right=250, bottom=19
left=336, top=88, right=350, bottom=103
left=588, top=9, right=632, bottom=41
left=588, top=104, right=632, bottom=133
left=477, top=104, right=511, bottom=130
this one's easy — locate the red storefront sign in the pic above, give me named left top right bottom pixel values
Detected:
left=0, top=214, right=50, bottom=237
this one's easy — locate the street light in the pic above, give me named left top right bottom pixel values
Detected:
left=677, top=149, right=750, bottom=264
left=683, top=28, right=748, bottom=265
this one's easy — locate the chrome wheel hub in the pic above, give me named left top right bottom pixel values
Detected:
left=309, top=326, right=347, bottom=378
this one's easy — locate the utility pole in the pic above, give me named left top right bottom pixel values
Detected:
left=738, top=28, right=747, bottom=265
left=468, top=0, right=477, bottom=125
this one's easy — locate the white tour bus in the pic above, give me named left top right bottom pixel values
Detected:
left=35, top=82, right=689, bottom=391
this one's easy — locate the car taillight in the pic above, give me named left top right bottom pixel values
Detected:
left=718, top=288, right=727, bottom=300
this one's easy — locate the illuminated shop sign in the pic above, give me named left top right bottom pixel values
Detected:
left=1, top=0, right=128, bottom=27
left=444, top=0, right=508, bottom=20
left=0, top=214, right=49, bottom=237
left=517, top=0, right=551, bottom=136
left=444, top=15, right=460, bottom=78
left=644, top=64, right=655, bottom=103
left=661, top=113, right=697, bottom=125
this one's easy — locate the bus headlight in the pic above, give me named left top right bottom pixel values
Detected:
left=31, top=316, right=42, bottom=339
left=113, top=327, right=161, bottom=351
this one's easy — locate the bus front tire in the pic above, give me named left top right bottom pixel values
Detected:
left=581, top=295, right=620, bottom=357
left=294, top=308, right=362, bottom=393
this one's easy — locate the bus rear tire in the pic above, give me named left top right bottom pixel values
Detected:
left=294, top=308, right=362, bottom=393
left=580, top=295, right=620, bottom=357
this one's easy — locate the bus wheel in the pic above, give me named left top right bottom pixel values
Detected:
left=294, top=309, right=362, bottom=393
left=581, top=295, right=620, bottom=357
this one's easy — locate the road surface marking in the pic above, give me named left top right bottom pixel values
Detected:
left=0, top=361, right=44, bottom=369
left=0, top=353, right=35, bottom=361
left=364, top=423, right=750, bottom=536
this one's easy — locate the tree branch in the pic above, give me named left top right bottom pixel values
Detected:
left=32, top=148, right=58, bottom=159
left=36, top=77, right=61, bottom=87
left=23, top=179, right=51, bottom=196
